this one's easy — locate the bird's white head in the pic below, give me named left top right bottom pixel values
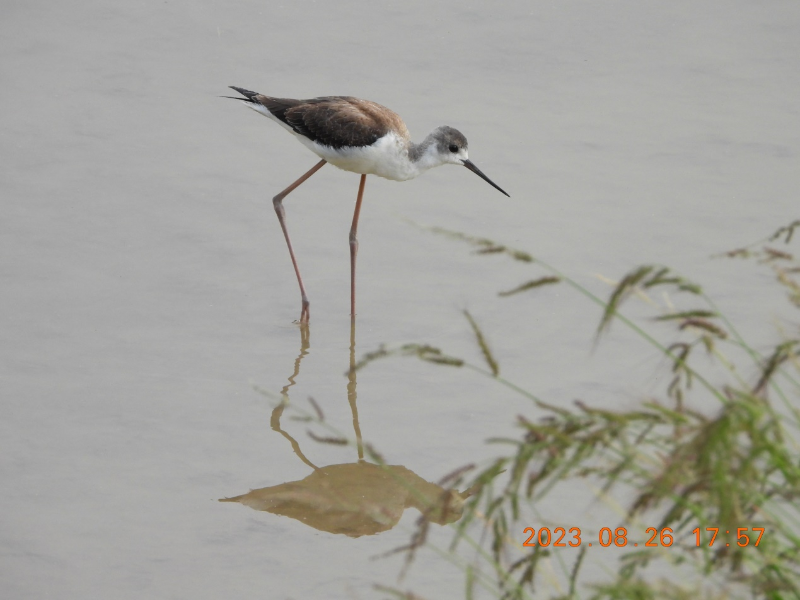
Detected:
left=413, top=126, right=510, bottom=197
left=430, top=125, right=470, bottom=165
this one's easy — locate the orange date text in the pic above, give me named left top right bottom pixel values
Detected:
left=522, top=527, right=766, bottom=548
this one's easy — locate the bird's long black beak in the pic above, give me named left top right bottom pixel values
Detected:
left=462, top=160, right=510, bottom=197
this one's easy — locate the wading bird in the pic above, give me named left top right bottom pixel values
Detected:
left=227, top=86, right=509, bottom=323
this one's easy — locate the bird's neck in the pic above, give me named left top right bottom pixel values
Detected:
left=407, top=134, right=443, bottom=173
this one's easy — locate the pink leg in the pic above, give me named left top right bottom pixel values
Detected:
left=273, top=159, right=326, bottom=323
left=349, top=175, right=367, bottom=319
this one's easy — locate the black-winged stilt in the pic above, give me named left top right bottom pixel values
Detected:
left=227, top=86, right=509, bottom=323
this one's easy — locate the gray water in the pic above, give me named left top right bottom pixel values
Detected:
left=2, top=1, right=799, bottom=598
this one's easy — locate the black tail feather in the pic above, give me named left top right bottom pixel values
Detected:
left=227, top=86, right=260, bottom=101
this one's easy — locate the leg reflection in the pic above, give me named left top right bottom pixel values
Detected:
left=270, top=322, right=317, bottom=469
left=347, top=317, right=364, bottom=461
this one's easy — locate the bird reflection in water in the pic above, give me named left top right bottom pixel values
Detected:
left=220, top=321, right=477, bottom=537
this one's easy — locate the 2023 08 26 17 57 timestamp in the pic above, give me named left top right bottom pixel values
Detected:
left=522, top=527, right=766, bottom=548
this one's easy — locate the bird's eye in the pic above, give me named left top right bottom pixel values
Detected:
left=448, top=144, right=458, bottom=153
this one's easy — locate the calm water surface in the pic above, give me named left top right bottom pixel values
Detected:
left=2, top=1, right=798, bottom=598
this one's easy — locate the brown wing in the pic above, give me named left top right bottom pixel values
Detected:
left=286, top=98, right=390, bottom=148
left=228, top=88, right=409, bottom=149
left=281, top=97, right=409, bottom=149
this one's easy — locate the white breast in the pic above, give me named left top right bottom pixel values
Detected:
left=298, top=132, right=420, bottom=182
